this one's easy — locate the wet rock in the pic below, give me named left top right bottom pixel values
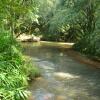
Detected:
left=17, top=34, right=40, bottom=42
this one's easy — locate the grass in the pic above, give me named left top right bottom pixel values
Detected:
left=0, top=30, right=40, bottom=100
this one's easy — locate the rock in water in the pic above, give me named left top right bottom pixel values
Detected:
left=17, top=34, right=40, bottom=42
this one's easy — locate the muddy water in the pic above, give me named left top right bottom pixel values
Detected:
left=23, top=42, right=100, bottom=100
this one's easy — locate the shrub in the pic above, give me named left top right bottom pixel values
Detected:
left=0, top=30, right=40, bottom=100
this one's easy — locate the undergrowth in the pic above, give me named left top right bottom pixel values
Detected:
left=0, top=30, right=40, bottom=100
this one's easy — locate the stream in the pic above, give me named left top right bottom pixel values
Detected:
left=23, top=42, right=100, bottom=100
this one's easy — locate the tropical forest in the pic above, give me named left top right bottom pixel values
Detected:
left=0, top=0, right=100, bottom=100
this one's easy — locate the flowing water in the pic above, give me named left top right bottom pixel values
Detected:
left=23, top=42, right=100, bottom=100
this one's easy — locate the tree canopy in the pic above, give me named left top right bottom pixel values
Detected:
left=33, top=0, right=100, bottom=58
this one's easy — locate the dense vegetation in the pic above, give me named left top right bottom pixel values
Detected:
left=0, top=0, right=39, bottom=100
left=33, top=0, right=100, bottom=59
left=1, top=30, right=28, bottom=99
left=0, top=0, right=100, bottom=99
left=1, top=0, right=98, bottom=59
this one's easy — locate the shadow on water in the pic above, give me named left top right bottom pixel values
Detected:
left=23, top=42, right=100, bottom=100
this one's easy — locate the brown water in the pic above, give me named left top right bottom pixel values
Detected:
left=23, top=42, right=100, bottom=100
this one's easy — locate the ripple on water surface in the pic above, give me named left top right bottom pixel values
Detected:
left=23, top=43, right=100, bottom=100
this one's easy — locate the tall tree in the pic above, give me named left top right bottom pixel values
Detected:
left=0, top=0, right=38, bottom=37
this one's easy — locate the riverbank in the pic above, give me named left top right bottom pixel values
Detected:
left=0, top=32, right=41, bottom=100
left=66, top=49, right=100, bottom=68
left=40, top=41, right=74, bottom=48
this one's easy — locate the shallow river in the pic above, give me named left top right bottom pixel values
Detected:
left=23, top=42, right=100, bottom=100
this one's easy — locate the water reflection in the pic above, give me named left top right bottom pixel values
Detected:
left=23, top=42, right=100, bottom=100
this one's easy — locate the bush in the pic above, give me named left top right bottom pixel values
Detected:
left=0, top=31, right=40, bottom=100
left=73, top=32, right=100, bottom=59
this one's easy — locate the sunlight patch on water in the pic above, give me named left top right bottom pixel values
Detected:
left=54, top=72, right=80, bottom=80
left=38, top=61, right=55, bottom=70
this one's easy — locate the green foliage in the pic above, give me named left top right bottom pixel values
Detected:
left=22, top=56, right=40, bottom=80
left=0, top=0, right=40, bottom=99
left=0, top=0, right=39, bottom=36
left=73, top=32, right=100, bottom=58
left=36, top=0, right=100, bottom=58
left=73, top=0, right=100, bottom=58
left=0, top=31, right=26, bottom=100
left=0, top=2, right=99, bottom=100
left=34, top=0, right=87, bottom=41
left=0, top=31, right=40, bottom=100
